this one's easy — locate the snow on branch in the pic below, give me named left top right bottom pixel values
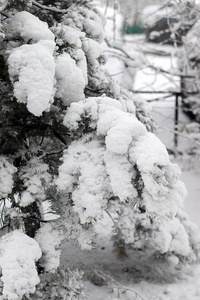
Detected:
left=56, top=96, right=186, bottom=251
left=8, top=40, right=56, bottom=117
left=0, top=157, right=16, bottom=199
left=0, top=230, right=41, bottom=300
left=8, top=11, right=55, bottom=42
left=32, top=0, right=67, bottom=14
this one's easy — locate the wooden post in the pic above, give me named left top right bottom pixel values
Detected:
left=174, top=93, right=179, bottom=147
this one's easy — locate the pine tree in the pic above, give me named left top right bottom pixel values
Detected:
left=0, top=1, right=199, bottom=299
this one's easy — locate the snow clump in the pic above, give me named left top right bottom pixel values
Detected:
left=0, top=156, right=16, bottom=199
left=7, top=12, right=56, bottom=117
left=0, top=230, right=41, bottom=300
left=35, top=223, right=64, bottom=272
left=62, top=4, right=105, bottom=43
left=19, top=158, right=52, bottom=208
left=8, top=40, right=56, bottom=117
left=55, top=53, right=86, bottom=105
left=7, top=11, right=54, bottom=43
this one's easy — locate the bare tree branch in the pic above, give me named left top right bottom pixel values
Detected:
left=105, top=38, right=196, bottom=79
left=0, top=10, right=11, bottom=18
left=40, top=147, right=67, bottom=159
left=105, top=38, right=134, bottom=60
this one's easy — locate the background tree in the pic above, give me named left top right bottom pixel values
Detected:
left=0, top=1, right=200, bottom=299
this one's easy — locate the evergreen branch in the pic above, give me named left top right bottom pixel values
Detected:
left=23, top=215, right=49, bottom=223
left=84, top=86, right=105, bottom=97
left=0, top=199, right=6, bottom=228
left=0, top=10, right=11, bottom=18
left=52, top=130, right=68, bottom=145
left=32, top=0, right=67, bottom=13
left=0, top=223, right=10, bottom=231
left=40, top=147, right=67, bottom=159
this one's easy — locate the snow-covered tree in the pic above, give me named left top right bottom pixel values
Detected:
left=0, top=0, right=200, bottom=299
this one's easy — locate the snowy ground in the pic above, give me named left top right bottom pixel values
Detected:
left=61, top=21, right=200, bottom=299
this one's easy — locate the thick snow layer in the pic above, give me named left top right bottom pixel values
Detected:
left=105, top=116, right=146, bottom=154
left=59, top=4, right=108, bottom=90
left=52, top=24, right=84, bottom=48
left=104, top=151, right=138, bottom=202
left=0, top=157, right=16, bottom=199
left=59, top=96, right=185, bottom=228
left=8, top=40, right=56, bottom=116
left=20, top=190, right=35, bottom=207
left=8, top=11, right=54, bottom=42
left=35, top=223, right=64, bottom=272
left=62, top=4, right=105, bottom=43
left=75, top=48, right=88, bottom=84
left=81, top=36, right=108, bottom=88
left=52, top=24, right=88, bottom=84
left=57, top=138, right=109, bottom=225
left=83, top=38, right=102, bottom=61
left=55, top=53, right=86, bottom=105
left=0, top=230, right=41, bottom=300
left=131, top=132, right=170, bottom=170
left=129, top=133, right=186, bottom=217
left=19, top=158, right=52, bottom=207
